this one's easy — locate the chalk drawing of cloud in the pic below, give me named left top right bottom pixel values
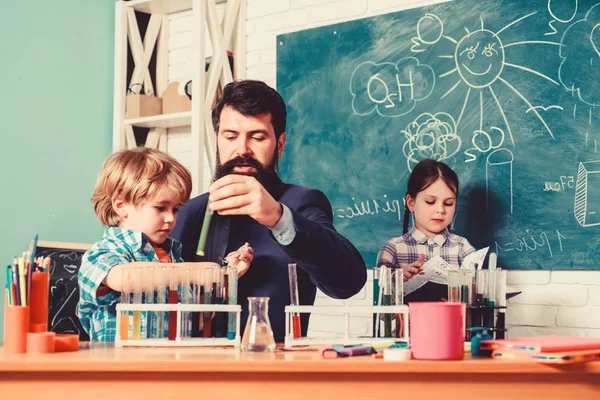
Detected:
left=558, top=3, right=600, bottom=107
left=402, top=112, right=462, bottom=171
left=350, top=57, right=435, bottom=117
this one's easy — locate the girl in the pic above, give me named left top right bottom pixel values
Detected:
left=376, top=159, right=475, bottom=302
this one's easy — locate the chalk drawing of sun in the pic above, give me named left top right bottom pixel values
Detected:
left=418, top=13, right=563, bottom=147
left=454, top=29, right=505, bottom=88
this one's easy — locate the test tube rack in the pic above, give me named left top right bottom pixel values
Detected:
left=115, top=303, right=241, bottom=348
left=283, top=305, right=409, bottom=349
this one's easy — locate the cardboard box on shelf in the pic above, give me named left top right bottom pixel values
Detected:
left=162, top=81, right=191, bottom=114
left=126, top=94, right=162, bottom=119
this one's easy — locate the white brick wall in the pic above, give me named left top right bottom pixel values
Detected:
left=166, top=9, right=222, bottom=189
left=167, top=0, right=600, bottom=339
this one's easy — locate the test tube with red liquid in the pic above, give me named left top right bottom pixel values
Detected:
left=168, top=265, right=179, bottom=341
left=288, top=263, right=301, bottom=338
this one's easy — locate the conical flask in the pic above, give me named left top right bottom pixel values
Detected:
left=241, top=297, right=276, bottom=352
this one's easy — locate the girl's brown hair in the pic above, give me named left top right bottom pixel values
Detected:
left=403, top=159, right=459, bottom=233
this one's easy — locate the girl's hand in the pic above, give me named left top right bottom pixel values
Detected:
left=403, top=254, right=425, bottom=282
left=225, top=242, right=254, bottom=278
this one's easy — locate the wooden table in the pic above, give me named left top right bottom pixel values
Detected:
left=1, top=344, right=599, bottom=399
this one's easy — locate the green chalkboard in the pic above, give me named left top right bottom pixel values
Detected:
left=277, top=0, right=600, bottom=269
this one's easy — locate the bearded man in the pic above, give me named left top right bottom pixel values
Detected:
left=171, top=80, right=367, bottom=342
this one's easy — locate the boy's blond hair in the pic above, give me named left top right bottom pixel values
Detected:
left=92, top=147, right=192, bottom=226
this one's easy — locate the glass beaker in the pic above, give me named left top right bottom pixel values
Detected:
left=241, top=297, right=276, bottom=352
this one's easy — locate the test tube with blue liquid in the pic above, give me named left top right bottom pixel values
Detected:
left=179, top=266, right=192, bottom=338
left=227, top=267, right=238, bottom=340
left=203, top=267, right=213, bottom=337
left=155, top=265, right=168, bottom=338
left=191, top=266, right=202, bottom=337
left=144, top=266, right=155, bottom=339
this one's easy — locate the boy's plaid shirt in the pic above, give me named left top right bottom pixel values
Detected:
left=77, top=227, right=183, bottom=342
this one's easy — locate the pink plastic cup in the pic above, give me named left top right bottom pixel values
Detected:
left=409, top=302, right=465, bottom=360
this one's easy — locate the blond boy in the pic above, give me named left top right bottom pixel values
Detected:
left=78, top=147, right=252, bottom=341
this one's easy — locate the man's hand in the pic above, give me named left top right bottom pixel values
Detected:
left=209, top=174, right=283, bottom=227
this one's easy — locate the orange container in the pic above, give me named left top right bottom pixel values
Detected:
left=29, top=323, right=47, bottom=333
left=27, top=331, right=56, bottom=354
left=54, top=334, right=79, bottom=352
left=29, top=271, right=49, bottom=331
left=3, top=305, right=30, bottom=354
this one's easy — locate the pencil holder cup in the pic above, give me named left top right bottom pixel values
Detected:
left=409, top=302, right=465, bottom=360
left=3, top=305, right=31, bottom=354
left=26, top=331, right=56, bottom=354
left=29, top=271, right=49, bottom=331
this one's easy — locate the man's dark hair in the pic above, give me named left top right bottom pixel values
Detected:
left=212, top=80, right=287, bottom=138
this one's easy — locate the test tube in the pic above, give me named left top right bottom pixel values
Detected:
left=372, top=266, right=380, bottom=338
left=191, top=266, right=203, bottom=337
left=392, top=268, right=404, bottom=338
left=131, top=267, right=143, bottom=340
left=472, top=270, right=486, bottom=329
left=495, top=269, right=507, bottom=339
left=447, top=270, right=460, bottom=303
left=179, top=266, right=192, bottom=339
left=476, top=270, right=488, bottom=306
left=221, top=265, right=229, bottom=336
left=168, top=265, right=179, bottom=341
left=227, top=267, right=238, bottom=340
left=213, top=267, right=226, bottom=338
left=487, top=269, right=497, bottom=330
left=144, top=267, right=154, bottom=339
left=155, top=266, right=168, bottom=338
left=459, top=269, right=475, bottom=340
left=203, top=267, right=213, bottom=337
left=381, top=266, right=393, bottom=338
left=288, top=263, right=301, bottom=338
left=120, top=267, right=132, bottom=341
left=459, top=270, right=475, bottom=304
left=222, top=265, right=229, bottom=305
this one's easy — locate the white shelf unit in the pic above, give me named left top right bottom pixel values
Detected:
left=112, top=0, right=246, bottom=195
left=115, top=303, right=242, bottom=348
left=284, top=305, right=410, bottom=349
left=125, top=111, right=192, bottom=129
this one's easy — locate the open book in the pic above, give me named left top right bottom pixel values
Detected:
left=404, top=247, right=489, bottom=296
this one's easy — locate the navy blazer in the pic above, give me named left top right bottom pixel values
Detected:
left=170, top=177, right=367, bottom=342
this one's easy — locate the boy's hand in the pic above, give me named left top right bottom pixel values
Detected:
left=225, top=242, right=254, bottom=278
left=403, top=254, right=425, bottom=282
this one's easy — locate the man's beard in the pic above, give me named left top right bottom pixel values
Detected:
left=213, top=150, right=280, bottom=194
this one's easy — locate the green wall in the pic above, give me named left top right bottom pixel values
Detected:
left=0, top=0, right=115, bottom=338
